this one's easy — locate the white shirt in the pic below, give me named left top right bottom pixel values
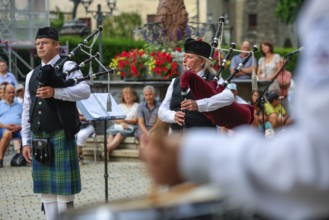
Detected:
left=158, top=69, right=234, bottom=123
left=21, top=54, right=91, bottom=146
left=179, top=1, right=329, bottom=219
left=119, top=102, right=138, bottom=120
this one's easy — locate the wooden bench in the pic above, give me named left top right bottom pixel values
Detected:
left=83, top=135, right=140, bottom=162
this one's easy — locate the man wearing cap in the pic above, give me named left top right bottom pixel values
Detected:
left=227, top=83, right=248, bottom=104
left=158, top=38, right=234, bottom=132
left=15, top=84, right=24, bottom=104
left=21, top=27, right=90, bottom=220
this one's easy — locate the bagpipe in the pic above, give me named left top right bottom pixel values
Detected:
left=180, top=18, right=257, bottom=129
left=37, top=26, right=115, bottom=88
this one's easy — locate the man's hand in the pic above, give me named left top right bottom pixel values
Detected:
left=22, top=146, right=32, bottom=164
left=36, top=86, right=54, bottom=99
left=174, top=111, right=186, bottom=126
left=144, top=133, right=184, bottom=185
left=181, top=99, right=198, bottom=111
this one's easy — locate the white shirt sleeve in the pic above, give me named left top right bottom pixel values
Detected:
left=21, top=71, right=33, bottom=146
left=158, top=78, right=176, bottom=123
left=196, top=87, right=234, bottom=112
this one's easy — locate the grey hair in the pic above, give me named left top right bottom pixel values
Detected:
left=202, top=57, right=217, bottom=76
left=143, top=85, right=156, bottom=94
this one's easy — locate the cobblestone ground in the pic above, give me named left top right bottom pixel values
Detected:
left=0, top=153, right=152, bottom=220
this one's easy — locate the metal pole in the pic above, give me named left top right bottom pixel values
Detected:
left=196, top=0, right=200, bottom=33
left=97, top=4, right=103, bottom=72
left=104, top=118, right=109, bottom=202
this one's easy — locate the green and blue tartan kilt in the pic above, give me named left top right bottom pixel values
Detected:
left=32, top=130, right=81, bottom=195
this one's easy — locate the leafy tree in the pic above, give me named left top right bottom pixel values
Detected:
left=50, top=7, right=65, bottom=31
left=275, top=0, right=305, bottom=24
left=102, top=12, right=142, bottom=39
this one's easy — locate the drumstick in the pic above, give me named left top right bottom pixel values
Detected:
left=147, top=181, right=159, bottom=202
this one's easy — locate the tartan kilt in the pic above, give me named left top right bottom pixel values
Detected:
left=32, top=130, right=81, bottom=195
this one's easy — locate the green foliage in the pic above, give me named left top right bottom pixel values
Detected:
left=275, top=0, right=305, bottom=24
left=59, top=36, right=145, bottom=75
left=50, top=7, right=65, bottom=31
left=102, top=12, right=142, bottom=39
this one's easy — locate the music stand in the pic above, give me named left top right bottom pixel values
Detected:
left=77, top=93, right=125, bottom=202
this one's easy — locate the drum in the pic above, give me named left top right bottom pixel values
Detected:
left=60, top=183, right=253, bottom=220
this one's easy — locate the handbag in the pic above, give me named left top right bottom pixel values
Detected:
left=32, top=138, right=54, bottom=163
left=11, top=153, right=27, bottom=167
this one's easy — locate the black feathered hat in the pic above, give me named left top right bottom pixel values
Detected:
left=184, top=38, right=211, bottom=61
left=35, top=27, right=59, bottom=41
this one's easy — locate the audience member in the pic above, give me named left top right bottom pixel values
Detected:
left=0, top=60, right=18, bottom=88
left=227, top=83, right=248, bottom=104
left=144, top=2, right=329, bottom=219
left=135, top=86, right=161, bottom=156
left=277, top=58, right=293, bottom=97
left=0, top=84, right=22, bottom=168
left=257, top=42, right=281, bottom=93
left=76, top=111, right=95, bottom=165
left=0, top=83, right=5, bottom=100
left=264, top=91, right=292, bottom=128
left=249, top=89, right=260, bottom=106
left=158, top=38, right=234, bottom=132
left=106, top=87, right=138, bottom=158
left=255, top=108, right=275, bottom=138
left=15, top=84, right=25, bottom=104
left=229, top=40, right=257, bottom=79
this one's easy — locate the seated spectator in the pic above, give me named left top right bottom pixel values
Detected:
left=229, top=40, right=257, bottom=80
left=264, top=91, right=292, bottom=128
left=255, top=108, right=275, bottom=138
left=0, top=84, right=4, bottom=100
left=0, top=84, right=22, bottom=168
left=15, top=84, right=24, bottom=104
left=76, top=111, right=95, bottom=165
left=135, top=86, right=161, bottom=156
left=227, top=83, right=248, bottom=104
left=277, top=57, right=293, bottom=97
left=0, top=60, right=18, bottom=88
left=105, top=87, right=138, bottom=158
left=249, top=89, right=260, bottom=106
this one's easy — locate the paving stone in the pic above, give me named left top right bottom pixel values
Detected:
left=0, top=152, right=153, bottom=220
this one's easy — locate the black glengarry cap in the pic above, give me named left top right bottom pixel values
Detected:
left=35, top=27, right=59, bottom=41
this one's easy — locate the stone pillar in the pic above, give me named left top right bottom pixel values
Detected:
left=156, top=0, right=188, bottom=44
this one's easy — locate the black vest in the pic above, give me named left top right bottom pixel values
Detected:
left=169, top=77, right=215, bottom=131
left=28, top=60, right=80, bottom=140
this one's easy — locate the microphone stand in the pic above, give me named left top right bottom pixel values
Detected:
left=255, top=53, right=294, bottom=134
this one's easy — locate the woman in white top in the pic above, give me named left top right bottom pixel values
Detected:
left=106, top=87, right=138, bottom=156
left=257, top=42, right=282, bottom=92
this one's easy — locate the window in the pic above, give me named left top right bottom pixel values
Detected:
left=248, top=14, right=257, bottom=29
